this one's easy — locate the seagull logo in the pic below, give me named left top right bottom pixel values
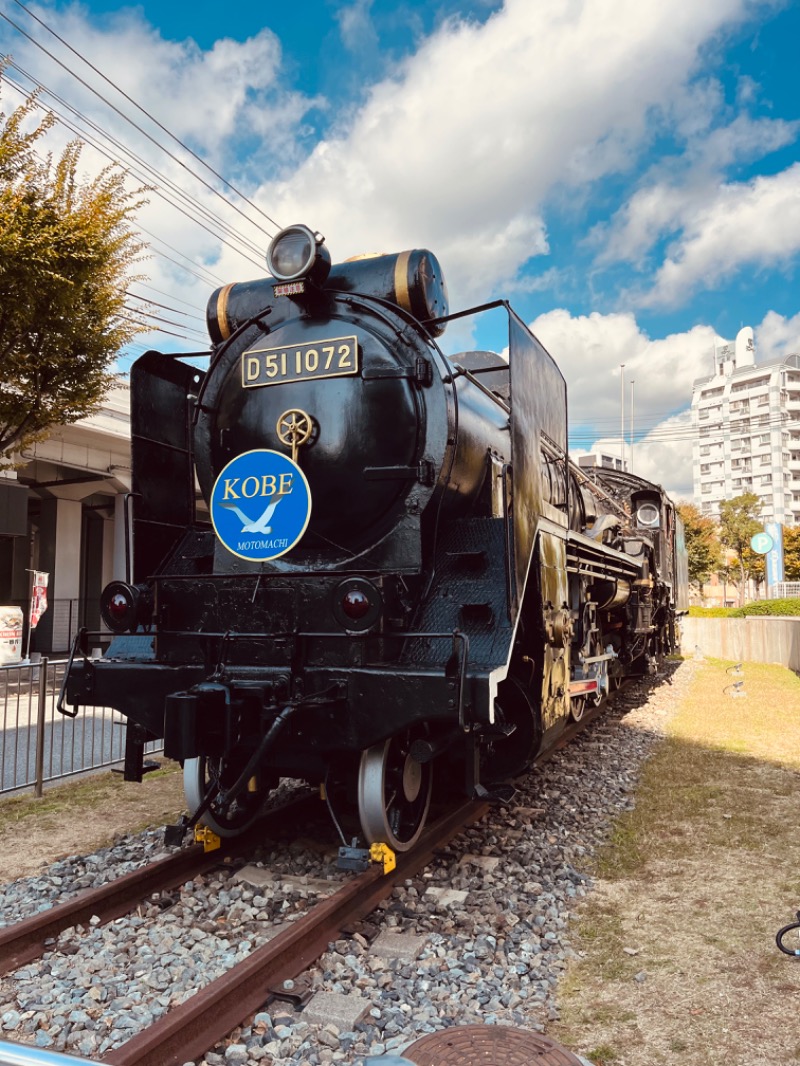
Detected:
left=220, top=490, right=289, bottom=534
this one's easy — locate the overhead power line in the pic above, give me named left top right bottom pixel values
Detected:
left=9, top=0, right=280, bottom=232
left=1, top=63, right=268, bottom=272
left=569, top=413, right=799, bottom=447
left=0, top=7, right=280, bottom=244
left=125, top=291, right=207, bottom=327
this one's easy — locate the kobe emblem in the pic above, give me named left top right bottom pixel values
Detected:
left=210, top=449, right=312, bottom=562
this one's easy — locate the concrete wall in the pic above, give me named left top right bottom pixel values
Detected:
left=681, top=616, right=800, bottom=671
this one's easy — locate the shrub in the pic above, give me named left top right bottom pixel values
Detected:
left=688, top=599, right=800, bottom=618
left=731, top=598, right=800, bottom=617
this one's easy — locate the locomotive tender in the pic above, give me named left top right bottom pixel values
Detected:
left=62, top=224, right=689, bottom=854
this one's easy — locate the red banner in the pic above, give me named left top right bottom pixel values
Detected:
left=30, top=571, right=49, bottom=630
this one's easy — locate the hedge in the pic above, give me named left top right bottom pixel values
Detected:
left=687, top=598, right=800, bottom=618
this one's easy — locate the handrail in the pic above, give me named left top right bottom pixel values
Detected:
left=0, top=1039, right=98, bottom=1065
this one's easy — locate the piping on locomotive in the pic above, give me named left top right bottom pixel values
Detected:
left=59, top=224, right=689, bottom=854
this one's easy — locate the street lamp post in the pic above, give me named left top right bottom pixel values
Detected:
left=620, top=364, right=625, bottom=469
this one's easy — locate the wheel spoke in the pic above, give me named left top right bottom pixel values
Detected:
left=358, top=730, right=433, bottom=851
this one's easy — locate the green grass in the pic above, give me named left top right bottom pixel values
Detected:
left=554, top=658, right=800, bottom=1065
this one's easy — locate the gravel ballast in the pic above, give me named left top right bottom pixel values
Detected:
left=0, top=661, right=693, bottom=1063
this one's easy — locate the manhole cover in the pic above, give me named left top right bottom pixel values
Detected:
left=404, top=1025, right=585, bottom=1065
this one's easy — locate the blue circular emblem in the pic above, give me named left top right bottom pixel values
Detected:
left=210, top=449, right=312, bottom=561
left=750, top=532, right=773, bottom=555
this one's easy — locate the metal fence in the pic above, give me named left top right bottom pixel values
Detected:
left=771, top=581, right=800, bottom=599
left=0, top=658, right=162, bottom=797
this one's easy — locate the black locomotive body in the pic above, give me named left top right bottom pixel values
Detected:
left=62, top=225, right=689, bottom=852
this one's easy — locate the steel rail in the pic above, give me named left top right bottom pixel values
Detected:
left=0, top=842, right=215, bottom=975
left=0, top=792, right=320, bottom=974
left=101, top=796, right=492, bottom=1066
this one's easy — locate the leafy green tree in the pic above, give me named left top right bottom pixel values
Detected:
left=741, top=544, right=766, bottom=597
left=784, top=525, right=800, bottom=581
left=677, top=502, right=722, bottom=592
left=718, top=492, right=763, bottom=605
left=0, top=84, right=148, bottom=461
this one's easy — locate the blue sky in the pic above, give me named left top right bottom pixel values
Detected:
left=1, top=0, right=799, bottom=497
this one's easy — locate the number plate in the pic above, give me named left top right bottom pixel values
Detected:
left=242, top=336, right=359, bottom=388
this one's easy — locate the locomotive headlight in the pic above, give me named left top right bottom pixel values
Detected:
left=636, top=502, right=661, bottom=528
left=266, top=224, right=332, bottom=285
left=332, top=578, right=382, bottom=632
left=100, top=581, right=151, bottom=634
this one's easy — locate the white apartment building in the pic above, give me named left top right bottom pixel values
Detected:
left=691, top=327, right=800, bottom=525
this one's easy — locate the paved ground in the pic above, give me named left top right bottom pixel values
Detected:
left=0, top=663, right=143, bottom=793
left=1, top=712, right=128, bottom=792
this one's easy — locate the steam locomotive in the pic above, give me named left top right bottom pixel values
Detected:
left=61, top=224, right=689, bottom=854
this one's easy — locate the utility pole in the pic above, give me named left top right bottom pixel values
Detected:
left=630, top=379, right=635, bottom=473
left=619, top=364, right=625, bottom=469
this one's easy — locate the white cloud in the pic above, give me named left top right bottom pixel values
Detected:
left=755, top=310, right=800, bottom=361
left=592, top=108, right=799, bottom=269
left=4, top=6, right=315, bottom=170
left=3, top=0, right=794, bottom=358
left=529, top=309, right=715, bottom=498
left=337, top=0, right=380, bottom=54
left=637, top=164, right=800, bottom=307
left=628, top=412, right=695, bottom=500
left=0, top=4, right=329, bottom=353
left=254, top=0, right=768, bottom=304
left=530, top=309, right=715, bottom=423
left=570, top=416, right=695, bottom=501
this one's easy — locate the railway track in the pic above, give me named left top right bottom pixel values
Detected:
left=0, top=691, right=615, bottom=1066
left=0, top=791, right=321, bottom=975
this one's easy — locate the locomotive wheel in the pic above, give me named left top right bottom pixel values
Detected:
left=569, top=695, right=587, bottom=723
left=183, top=756, right=266, bottom=838
left=358, top=729, right=433, bottom=852
left=485, top=675, right=542, bottom=780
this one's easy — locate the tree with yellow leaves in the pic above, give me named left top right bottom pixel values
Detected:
left=0, top=82, right=148, bottom=461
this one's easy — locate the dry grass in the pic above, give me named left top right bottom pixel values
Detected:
left=1, top=763, right=185, bottom=882
left=554, top=658, right=800, bottom=1066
